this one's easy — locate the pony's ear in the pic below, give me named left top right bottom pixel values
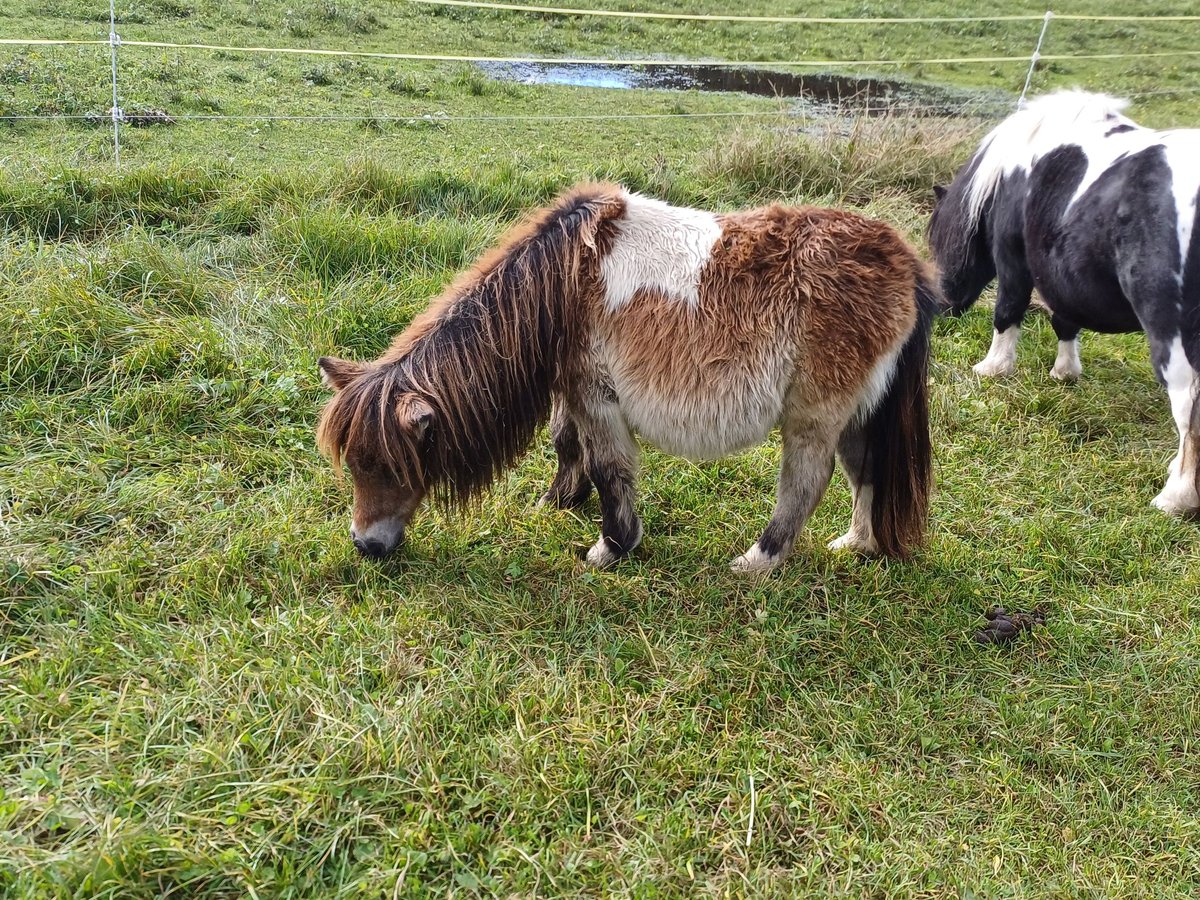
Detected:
left=397, top=393, right=435, bottom=439
left=932, top=184, right=948, bottom=202
left=318, top=356, right=365, bottom=391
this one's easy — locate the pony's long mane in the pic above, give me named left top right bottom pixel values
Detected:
left=962, top=90, right=1135, bottom=229
left=317, top=182, right=626, bottom=505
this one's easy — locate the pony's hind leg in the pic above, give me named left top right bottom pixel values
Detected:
left=1050, top=315, right=1084, bottom=382
left=828, top=420, right=879, bottom=555
left=1151, top=335, right=1200, bottom=515
left=539, top=400, right=593, bottom=509
left=577, top=395, right=642, bottom=568
left=731, top=415, right=839, bottom=575
left=974, top=269, right=1033, bottom=377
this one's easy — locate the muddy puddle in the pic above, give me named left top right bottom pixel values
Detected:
left=476, top=61, right=1002, bottom=116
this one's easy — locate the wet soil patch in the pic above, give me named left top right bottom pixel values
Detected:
left=477, top=61, right=1004, bottom=116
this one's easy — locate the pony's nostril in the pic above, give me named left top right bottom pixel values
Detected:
left=353, top=537, right=388, bottom=558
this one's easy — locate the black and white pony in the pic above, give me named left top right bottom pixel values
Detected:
left=929, top=90, right=1200, bottom=515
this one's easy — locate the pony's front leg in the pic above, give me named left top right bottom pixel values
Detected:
left=1151, top=336, right=1200, bottom=515
left=974, top=270, right=1033, bottom=377
left=732, top=419, right=837, bottom=575
left=538, top=399, right=593, bottom=509
left=579, top=401, right=642, bottom=568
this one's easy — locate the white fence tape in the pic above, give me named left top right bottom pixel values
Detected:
left=406, top=0, right=1200, bottom=24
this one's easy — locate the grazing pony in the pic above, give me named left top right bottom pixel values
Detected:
left=317, top=182, right=938, bottom=572
left=930, top=91, right=1200, bottom=515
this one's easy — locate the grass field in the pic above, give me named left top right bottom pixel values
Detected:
left=4, top=0, right=1200, bottom=896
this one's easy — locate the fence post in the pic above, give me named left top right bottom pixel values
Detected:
left=1019, top=10, right=1053, bottom=109
left=108, top=0, right=122, bottom=165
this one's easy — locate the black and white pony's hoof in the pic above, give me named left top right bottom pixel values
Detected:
left=730, top=543, right=784, bottom=575
left=1049, top=338, right=1083, bottom=382
left=972, top=327, right=1019, bottom=378
left=1049, top=362, right=1082, bottom=382
left=972, top=357, right=1015, bottom=378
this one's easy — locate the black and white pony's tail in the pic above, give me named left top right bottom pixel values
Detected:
left=1190, top=380, right=1200, bottom=505
left=863, top=270, right=940, bottom=557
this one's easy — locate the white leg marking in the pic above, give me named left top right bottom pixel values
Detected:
left=730, top=542, right=784, bottom=575
left=1152, top=337, right=1199, bottom=515
left=1050, top=338, right=1083, bottom=382
left=585, top=539, right=620, bottom=569
left=856, top=346, right=902, bottom=420
left=584, top=520, right=642, bottom=570
left=973, top=326, right=1020, bottom=377
left=828, top=486, right=880, bottom=554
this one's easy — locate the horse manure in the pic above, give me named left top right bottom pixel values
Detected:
left=974, top=606, right=1046, bottom=646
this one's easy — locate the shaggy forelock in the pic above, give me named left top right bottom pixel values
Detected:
left=316, top=366, right=427, bottom=489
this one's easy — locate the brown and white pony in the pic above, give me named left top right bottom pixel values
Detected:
left=317, top=182, right=939, bottom=573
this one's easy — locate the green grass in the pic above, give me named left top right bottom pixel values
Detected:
left=4, top=0, right=1200, bottom=896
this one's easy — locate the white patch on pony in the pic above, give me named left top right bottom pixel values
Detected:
left=963, top=90, right=1137, bottom=229
left=600, top=190, right=722, bottom=310
left=1050, top=338, right=1083, bottom=381
left=1061, top=127, right=1170, bottom=214
left=973, top=326, right=1020, bottom=377
left=1161, top=132, right=1200, bottom=284
left=855, top=345, right=902, bottom=421
left=585, top=539, right=620, bottom=569
left=1152, top=336, right=1200, bottom=515
left=828, top=531, right=879, bottom=554
left=584, top=520, right=643, bottom=569
left=730, top=542, right=782, bottom=575
left=829, top=485, right=878, bottom=554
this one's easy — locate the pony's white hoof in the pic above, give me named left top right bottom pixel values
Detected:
left=1152, top=484, right=1199, bottom=517
left=730, top=543, right=782, bottom=575
left=828, top=532, right=879, bottom=555
left=584, top=521, right=642, bottom=569
left=585, top=539, right=620, bottom=569
left=1049, top=361, right=1082, bottom=382
left=973, top=358, right=1015, bottom=378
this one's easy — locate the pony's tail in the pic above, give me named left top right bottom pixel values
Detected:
left=865, top=268, right=939, bottom=558
left=1191, top=379, right=1200, bottom=504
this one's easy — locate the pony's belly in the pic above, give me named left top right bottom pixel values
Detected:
left=614, top=380, right=783, bottom=460
left=1032, top=265, right=1142, bottom=332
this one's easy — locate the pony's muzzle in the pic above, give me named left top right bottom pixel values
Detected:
left=350, top=519, right=404, bottom=559
left=353, top=536, right=393, bottom=558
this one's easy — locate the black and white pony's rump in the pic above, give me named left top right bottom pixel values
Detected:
left=929, top=90, right=1200, bottom=515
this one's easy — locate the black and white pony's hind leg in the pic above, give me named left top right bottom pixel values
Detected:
left=973, top=268, right=1033, bottom=377
left=1151, top=335, right=1200, bottom=516
left=731, top=414, right=839, bottom=574
left=539, top=399, right=593, bottom=509
left=1050, top=314, right=1084, bottom=382
left=827, top=420, right=879, bottom=555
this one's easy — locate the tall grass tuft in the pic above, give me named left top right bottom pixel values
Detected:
left=699, top=114, right=984, bottom=206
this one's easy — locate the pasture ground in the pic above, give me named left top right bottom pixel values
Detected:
left=3, top=0, right=1200, bottom=896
